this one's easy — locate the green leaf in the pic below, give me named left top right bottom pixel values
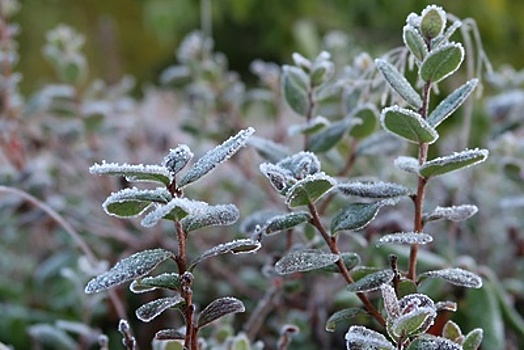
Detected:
left=85, top=249, right=173, bottom=294
left=28, top=324, right=78, bottom=350
left=349, top=104, right=379, bottom=139
left=189, top=239, right=261, bottom=270
left=197, top=297, right=245, bottom=329
left=288, top=115, right=329, bottom=136
left=181, top=203, right=239, bottom=232
left=419, top=148, right=489, bottom=177
left=390, top=307, right=436, bottom=338
left=442, top=320, right=463, bottom=342
left=155, top=329, right=185, bottom=341
left=130, top=273, right=181, bottom=293
left=102, top=188, right=171, bottom=218
left=423, top=205, right=478, bottom=223
left=307, top=118, right=358, bottom=153
left=403, top=25, right=428, bottom=62
left=420, top=5, right=446, bottom=40
left=135, top=296, right=184, bottom=323
left=285, top=173, right=335, bottom=207
left=282, top=65, right=310, bottom=116
left=345, top=326, right=395, bottom=350
left=320, top=252, right=361, bottom=273
left=337, top=181, right=411, bottom=199
left=331, top=202, right=383, bottom=234
left=89, top=162, right=172, bottom=186
left=140, top=198, right=193, bottom=227
left=462, top=328, right=483, bottom=350
left=420, top=268, right=482, bottom=288
left=375, top=59, right=422, bottom=109
left=325, top=308, right=364, bottom=332
left=178, top=127, right=255, bottom=187
left=406, top=336, right=461, bottom=350
left=347, top=269, right=395, bottom=293
left=419, top=42, right=464, bottom=84
left=376, top=232, right=433, bottom=247
left=427, top=79, right=479, bottom=127
left=381, top=106, right=439, bottom=144
left=275, top=249, right=340, bottom=275
left=263, top=211, right=311, bottom=235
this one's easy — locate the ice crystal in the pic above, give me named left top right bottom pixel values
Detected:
left=376, top=232, right=433, bottom=247
left=135, top=296, right=184, bottom=323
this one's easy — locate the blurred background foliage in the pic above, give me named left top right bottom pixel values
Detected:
left=16, top=0, right=524, bottom=94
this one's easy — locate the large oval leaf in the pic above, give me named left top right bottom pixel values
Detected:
left=338, top=181, right=411, bottom=199
left=375, top=59, right=422, bottom=109
left=331, top=202, right=383, bottom=234
left=381, top=106, right=439, bottom=144
left=349, top=104, right=379, bottom=139
left=102, top=188, right=171, bottom=218
left=136, top=296, right=184, bottom=322
left=285, top=173, right=335, bottom=207
left=390, top=307, right=436, bottom=338
left=197, top=297, right=245, bottom=329
left=181, top=203, right=239, bottom=232
left=419, top=42, right=464, bottom=84
left=282, top=65, right=310, bottom=116
left=275, top=249, right=340, bottom=275
left=89, top=162, right=172, bottom=186
left=419, top=148, right=489, bottom=178
left=85, top=249, right=173, bottom=294
left=427, top=79, right=478, bottom=127
left=347, top=269, right=395, bottom=293
left=420, top=268, right=482, bottom=288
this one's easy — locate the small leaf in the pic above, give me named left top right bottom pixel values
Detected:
left=308, top=118, right=359, bottom=153
left=420, top=5, right=446, bottom=40
left=406, top=336, right=461, bottom=350
left=423, top=205, right=478, bottom=223
left=197, top=297, right=245, bottom=329
left=375, top=59, right=422, bottom=109
left=277, top=151, right=321, bottom=178
left=259, top=163, right=294, bottom=193
left=181, top=203, right=239, bottom=232
left=376, top=232, right=433, bottom=247
left=275, top=249, right=340, bottom=275
left=163, top=145, right=194, bottom=175
left=442, top=320, right=463, bottom=342
left=420, top=268, right=482, bottom=288
left=394, top=156, right=419, bottom=174
left=325, top=308, right=364, bottom=332
left=419, top=148, right=489, bottom=177
left=178, top=127, right=255, bottom=187
left=349, top=104, right=379, bottom=139
left=338, top=181, right=411, bottom=199
left=381, top=106, right=439, bottom=144
left=136, top=296, right=184, bottom=322
left=155, top=329, right=186, bottom=341
left=321, top=252, right=361, bottom=273
left=89, top=162, right=172, bottom=186
left=345, top=326, right=395, bottom=350
left=189, top=239, right=261, bottom=270
left=462, top=328, right=483, bottom=350
left=427, top=79, right=479, bottom=127
left=285, top=173, right=335, bottom=207
left=140, top=198, right=193, bottom=228
left=130, top=273, right=180, bottom=294
left=102, top=188, right=171, bottom=218
left=381, top=284, right=400, bottom=319
left=331, top=202, right=383, bottom=234
left=390, top=307, right=436, bottom=338
left=263, top=211, right=311, bottom=235
left=85, top=249, right=173, bottom=294
left=282, top=65, right=310, bottom=116
left=347, top=269, right=395, bottom=293
left=403, top=25, right=428, bottom=62
left=419, top=42, right=464, bottom=84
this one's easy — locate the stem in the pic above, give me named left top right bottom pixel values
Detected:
left=304, top=86, right=317, bottom=150
left=307, top=202, right=386, bottom=326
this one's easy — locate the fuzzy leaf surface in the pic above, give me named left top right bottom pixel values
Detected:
left=420, top=268, right=482, bottom=288
left=135, top=296, right=184, bottom=322
left=406, top=336, right=461, bottom=350
left=320, top=252, right=361, bottom=273
left=85, top=249, right=173, bottom=294
left=155, top=329, right=185, bottom=341
left=403, top=25, right=428, bottom=62
left=345, top=325, right=395, bottom=350
left=285, top=173, right=335, bottom=207
left=419, top=148, right=489, bottom=177
left=381, top=284, right=400, bottom=319
left=140, top=198, right=194, bottom=227
left=130, top=273, right=180, bottom=294
left=376, top=232, right=433, bottom=247
left=394, top=156, right=419, bottom=174
left=325, top=308, right=364, bottom=332
left=282, top=65, right=310, bottom=116
left=178, top=127, right=255, bottom=187
left=263, top=211, right=311, bottom=235
left=102, top=188, right=171, bottom=218
left=423, top=205, right=478, bottom=223
left=375, top=59, right=422, bottom=109
left=163, top=145, right=193, bottom=175
left=198, top=297, right=245, bottom=329
left=338, top=181, right=410, bottom=199
left=427, top=79, right=478, bottom=127
left=419, top=42, right=464, bottom=84
left=390, top=307, right=436, bottom=338
left=181, top=203, right=239, bottom=232
left=347, top=270, right=395, bottom=293
left=275, top=249, right=340, bottom=275
left=189, top=239, right=261, bottom=270
left=89, top=162, right=172, bottom=185
left=381, top=106, right=438, bottom=144
left=331, top=202, right=383, bottom=234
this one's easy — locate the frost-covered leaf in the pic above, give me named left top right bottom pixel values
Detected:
left=419, top=42, right=464, bottom=84
left=282, top=65, right=310, bottom=116
left=381, top=284, right=400, bottom=319
left=419, top=148, right=489, bottom=177
left=135, top=296, right=184, bottom=322
left=308, top=118, right=359, bottom=153
left=140, top=198, right=194, bottom=227
left=320, top=252, right=361, bottom=273
left=259, top=162, right=294, bottom=193
left=345, top=325, right=395, bottom=350
left=247, top=136, right=289, bottom=163
left=427, top=79, right=478, bottom=127
left=403, top=25, right=428, bottom=62
left=338, top=181, right=411, bottom=199
left=102, top=188, right=171, bottom=218
left=85, top=249, right=173, bottom=294
left=376, top=232, right=433, bottom=247
left=288, top=116, right=329, bottom=136
left=325, top=308, right=364, bottom=332
left=275, top=249, right=340, bottom=275
left=349, top=105, right=379, bottom=139
left=442, top=320, right=463, bottom=342
left=406, top=336, right=462, bottom=350
left=89, top=162, right=172, bottom=186
left=419, top=5, right=446, bottom=40
left=178, top=127, right=255, bottom=187
left=311, top=57, right=334, bottom=86
left=239, top=209, right=281, bottom=234
left=197, top=297, right=245, bottom=329
left=154, top=329, right=185, bottom=341
left=263, top=211, right=311, bottom=235
left=331, top=202, right=384, bottom=234
left=347, top=270, right=395, bottom=293
left=277, top=151, right=321, bottom=179
left=356, top=132, right=404, bottom=156
left=163, top=145, right=194, bottom=175
left=130, top=273, right=180, bottom=294
left=189, top=239, right=261, bottom=270
left=381, top=106, right=439, bottom=144
left=423, top=205, right=478, bottom=223
left=181, top=203, right=239, bottom=232
left=390, top=307, right=436, bottom=338
left=462, top=328, right=483, bottom=350
left=285, top=173, right=335, bottom=207
left=394, top=156, right=419, bottom=174
left=420, top=268, right=482, bottom=288
left=375, top=59, right=422, bottom=109
left=435, top=301, right=457, bottom=313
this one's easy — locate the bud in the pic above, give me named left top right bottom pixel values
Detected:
left=420, top=5, right=446, bottom=41
left=163, top=145, right=193, bottom=175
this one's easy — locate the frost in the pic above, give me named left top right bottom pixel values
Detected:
left=420, top=268, right=482, bottom=288
left=262, top=211, right=311, bottom=235
left=376, top=232, right=433, bottom=247
left=89, top=162, right=172, bottom=186
left=154, top=329, right=185, bottom=341
left=275, top=249, right=340, bottom=275
left=325, top=308, right=363, bottom=332
left=331, top=201, right=386, bottom=234
left=394, top=156, right=419, bottom=173
left=375, top=59, right=422, bottom=109
left=102, top=187, right=171, bottom=218
left=419, top=148, right=489, bottom=177
left=407, top=336, right=462, bottom=350
left=135, top=296, right=184, bottom=323
left=198, top=297, right=245, bottom=329
left=380, top=105, right=439, bottom=144
left=391, top=307, right=436, bottom=338
left=381, top=284, right=400, bottom=319
left=181, top=203, right=239, bottom=232
left=427, top=79, right=479, bottom=127
left=423, top=205, right=478, bottom=222
left=347, top=270, right=395, bottom=293
left=345, top=325, right=395, bottom=350
left=285, top=172, right=336, bottom=207
left=189, top=239, right=261, bottom=269
left=288, top=115, right=330, bottom=136
left=140, top=198, right=195, bottom=227
left=259, top=162, right=294, bottom=192
left=419, top=42, right=464, bottom=84
left=277, top=151, right=322, bottom=179
left=292, top=52, right=312, bottom=70
left=130, top=273, right=180, bottom=294
left=338, top=181, right=411, bottom=199
left=178, top=127, right=255, bottom=187
left=85, top=249, right=173, bottom=294
left=163, top=144, right=193, bottom=175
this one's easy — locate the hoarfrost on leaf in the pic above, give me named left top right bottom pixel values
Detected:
left=197, top=297, right=245, bottom=329
left=381, top=284, right=400, bottom=319
left=419, top=42, right=464, bottom=84
left=189, top=239, right=261, bottom=270
left=423, top=205, right=478, bottom=223
left=181, top=203, right=239, bottom=232
left=102, top=188, right=171, bottom=218
left=288, top=115, right=329, bottom=136
left=390, top=307, right=436, bottom=338
left=130, top=273, right=181, bottom=294
left=89, top=162, right=172, bottom=186
left=275, top=249, right=340, bottom=275
left=375, top=59, right=422, bottom=109
left=259, top=162, right=294, bottom=192
left=178, top=127, right=255, bottom=187
left=345, top=325, right=395, bottom=350
left=277, top=151, right=322, bottom=179
left=135, top=296, right=184, bottom=323
left=85, top=249, right=173, bottom=294
left=331, top=201, right=387, bottom=234
left=140, top=198, right=195, bottom=227
left=285, top=173, right=336, bottom=207
left=420, top=268, right=482, bottom=288
left=325, top=308, right=364, bottom=332
left=427, top=79, right=479, bottom=127
left=376, top=232, right=433, bottom=247
left=394, top=156, right=420, bottom=174
left=419, top=148, right=489, bottom=177
left=380, top=106, right=439, bottom=144
left=163, top=145, right=193, bottom=175
left=321, top=252, right=361, bottom=273
left=347, top=269, right=395, bottom=293
left=337, top=181, right=411, bottom=199
left=406, top=336, right=462, bottom=350
left=263, top=211, right=311, bottom=235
